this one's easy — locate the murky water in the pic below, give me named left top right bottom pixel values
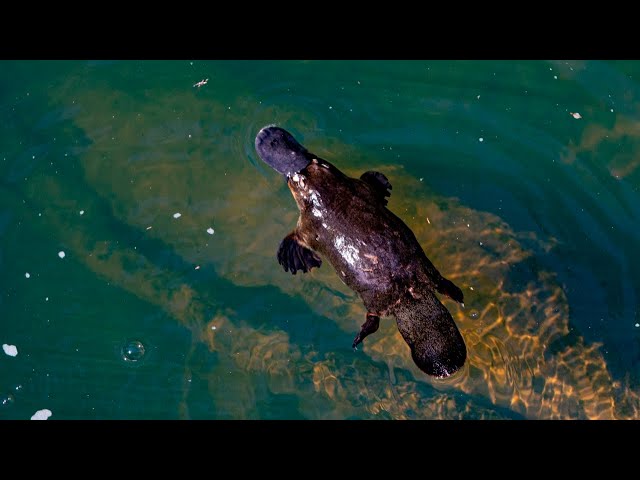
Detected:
left=1, top=60, right=639, bottom=419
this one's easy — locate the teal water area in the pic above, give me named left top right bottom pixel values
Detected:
left=1, top=60, right=639, bottom=419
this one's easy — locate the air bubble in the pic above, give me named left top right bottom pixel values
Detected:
left=121, top=340, right=146, bottom=362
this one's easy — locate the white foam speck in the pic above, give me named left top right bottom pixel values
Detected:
left=58, top=251, right=65, bottom=259
left=206, top=227, right=214, bottom=235
left=25, top=272, right=30, bottom=278
left=79, top=210, right=84, bottom=215
left=30, top=409, right=52, bottom=420
left=635, top=323, right=639, bottom=328
left=3, top=344, right=18, bottom=357
left=570, top=112, right=582, bottom=119
left=173, top=212, right=182, bottom=219
left=479, top=137, right=484, bottom=142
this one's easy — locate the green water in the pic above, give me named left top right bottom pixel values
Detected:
left=1, top=60, right=639, bottom=419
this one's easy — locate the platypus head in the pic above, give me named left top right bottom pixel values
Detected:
left=255, top=125, right=313, bottom=178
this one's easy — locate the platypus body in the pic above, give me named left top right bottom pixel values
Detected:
left=255, top=126, right=466, bottom=378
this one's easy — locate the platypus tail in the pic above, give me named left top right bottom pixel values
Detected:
left=393, top=289, right=466, bottom=378
left=438, top=276, right=464, bottom=305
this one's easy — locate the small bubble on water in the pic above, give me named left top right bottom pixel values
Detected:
left=469, top=310, right=480, bottom=320
left=1, top=394, right=15, bottom=407
left=13, top=384, right=23, bottom=393
left=121, top=340, right=146, bottom=362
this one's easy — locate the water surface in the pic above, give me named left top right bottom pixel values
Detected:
left=1, top=60, right=639, bottom=419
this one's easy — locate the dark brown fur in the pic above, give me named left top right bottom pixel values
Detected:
left=256, top=127, right=466, bottom=378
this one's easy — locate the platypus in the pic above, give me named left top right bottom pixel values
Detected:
left=255, top=125, right=467, bottom=378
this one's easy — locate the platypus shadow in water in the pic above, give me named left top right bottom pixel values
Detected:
left=255, top=125, right=467, bottom=378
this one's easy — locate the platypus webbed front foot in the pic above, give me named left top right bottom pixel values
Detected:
left=352, top=313, right=380, bottom=349
left=277, top=231, right=322, bottom=275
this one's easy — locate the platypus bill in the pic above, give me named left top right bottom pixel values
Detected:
left=255, top=125, right=467, bottom=378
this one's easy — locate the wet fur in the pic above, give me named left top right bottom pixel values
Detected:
left=256, top=126, right=467, bottom=378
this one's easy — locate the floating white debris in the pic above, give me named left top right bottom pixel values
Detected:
left=193, top=78, right=208, bottom=88
left=30, top=409, right=52, bottom=420
left=611, top=108, right=614, bottom=113
left=479, top=137, right=484, bottom=142
left=79, top=210, right=84, bottom=215
left=146, top=226, right=152, bottom=230
left=635, top=323, right=639, bottom=328
left=2, top=344, right=18, bottom=357
left=58, top=251, right=65, bottom=259
left=554, top=75, right=558, bottom=79
left=45, top=297, right=49, bottom=301
left=206, top=227, right=214, bottom=235
left=570, top=112, right=582, bottom=119
left=477, top=95, right=480, bottom=99
left=173, top=213, right=182, bottom=219
left=426, top=217, right=431, bottom=224
left=211, top=325, right=217, bottom=330
left=195, top=265, right=200, bottom=270
left=25, top=272, right=30, bottom=279
left=469, top=286, right=474, bottom=291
